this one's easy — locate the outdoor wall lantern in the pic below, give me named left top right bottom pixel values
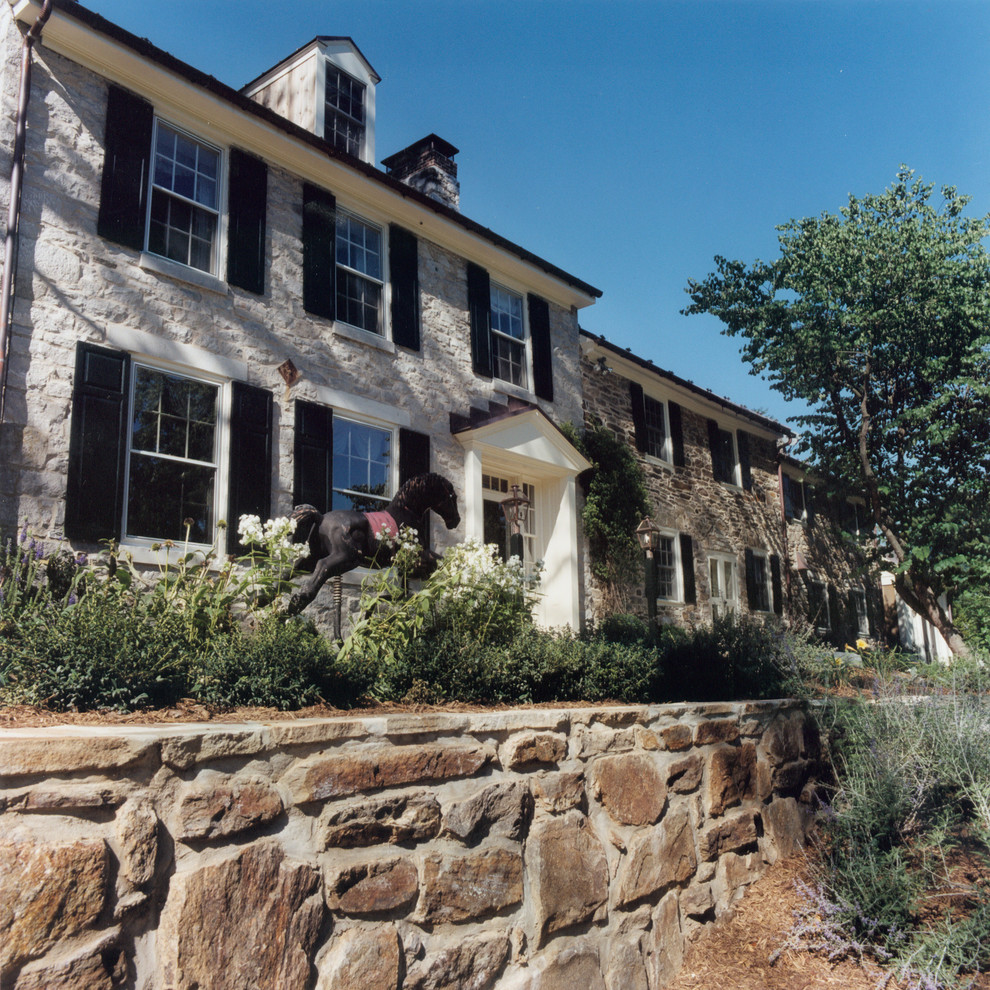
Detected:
left=500, top=484, right=531, bottom=561
left=635, top=516, right=660, bottom=640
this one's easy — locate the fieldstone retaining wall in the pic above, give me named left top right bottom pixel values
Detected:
left=0, top=701, right=820, bottom=989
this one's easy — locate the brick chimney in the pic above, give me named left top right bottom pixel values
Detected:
left=382, top=134, right=460, bottom=211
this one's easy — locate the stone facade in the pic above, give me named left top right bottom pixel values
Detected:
left=0, top=701, right=819, bottom=989
left=580, top=331, right=883, bottom=643
left=0, top=2, right=596, bottom=630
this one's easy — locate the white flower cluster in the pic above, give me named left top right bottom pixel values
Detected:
left=237, top=514, right=297, bottom=553
left=439, top=538, right=538, bottom=599
left=376, top=523, right=420, bottom=553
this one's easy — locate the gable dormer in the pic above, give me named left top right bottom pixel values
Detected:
left=241, top=37, right=379, bottom=164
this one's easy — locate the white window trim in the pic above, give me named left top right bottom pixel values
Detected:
left=749, top=548, right=774, bottom=614
left=481, top=472, right=541, bottom=571
left=119, top=355, right=230, bottom=562
left=330, top=411, right=398, bottom=513
left=851, top=586, right=870, bottom=636
left=333, top=205, right=392, bottom=343
left=712, top=421, right=742, bottom=488
left=144, top=117, right=227, bottom=281
left=654, top=528, right=682, bottom=603
left=643, top=393, right=673, bottom=466
left=489, top=279, right=531, bottom=392
left=783, top=473, right=808, bottom=523
left=709, top=552, right=739, bottom=617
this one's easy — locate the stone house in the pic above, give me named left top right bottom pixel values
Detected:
left=0, top=0, right=599, bottom=629
left=580, top=331, right=883, bottom=645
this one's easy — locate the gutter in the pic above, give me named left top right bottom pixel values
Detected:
left=0, top=0, right=53, bottom=422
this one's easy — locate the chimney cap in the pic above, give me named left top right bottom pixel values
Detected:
left=382, top=133, right=459, bottom=170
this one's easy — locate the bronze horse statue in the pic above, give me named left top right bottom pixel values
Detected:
left=285, top=472, right=460, bottom=615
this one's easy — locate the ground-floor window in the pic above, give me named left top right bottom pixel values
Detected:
left=709, top=553, right=739, bottom=618
left=125, top=364, right=220, bottom=545
left=482, top=472, right=537, bottom=568
left=655, top=530, right=680, bottom=601
left=332, top=417, right=393, bottom=511
left=851, top=586, right=870, bottom=636
left=747, top=549, right=773, bottom=613
left=807, top=577, right=830, bottom=634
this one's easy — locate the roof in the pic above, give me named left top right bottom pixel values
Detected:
left=240, top=36, right=381, bottom=90
left=580, top=328, right=793, bottom=437
left=42, top=0, right=601, bottom=300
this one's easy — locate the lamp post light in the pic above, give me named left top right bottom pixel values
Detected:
left=500, top=484, right=531, bottom=563
left=635, top=516, right=660, bottom=641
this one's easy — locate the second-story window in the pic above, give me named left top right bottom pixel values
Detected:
left=490, top=284, right=527, bottom=388
left=336, top=212, right=383, bottom=335
left=643, top=396, right=668, bottom=461
left=148, top=122, right=221, bottom=274
left=710, top=423, right=738, bottom=485
left=325, top=66, right=366, bottom=157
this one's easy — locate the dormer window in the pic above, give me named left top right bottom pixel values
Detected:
left=325, top=65, right=366, bottom=157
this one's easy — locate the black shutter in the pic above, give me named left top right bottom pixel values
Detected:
left=770, top=554, right=783, bottom=615
left=293, top=400, right=333, bottom=511
left=64, top=343, right=130, bottom=541
left=399, top=428, right=432, bottom=552
left=389, top=224, right=420, bottom=350
left=828, top=585, right=842, bottom=640
left=227, top=382, right=273, bottom=554
left=528, top=293, right=553, bottom=401
left=302, top=183, right=336, bottom=319
left=97, top=85, right=154, bottom=250
left=467, top=262, right=492, bottom=378
left=707, top=419, right=721, bottom=479
left=738, top=431, right=753, bottom=491
left=630, top=382, right=647, bottom=453
left=226, top=148, right=267, bottom=295
left=744, top=549, right=759, bottom=611
left=680, top=533, right=696, bottom=605
left=668, top=401, right=686, bottom=468
left=804, top=482, right=815, bottom=525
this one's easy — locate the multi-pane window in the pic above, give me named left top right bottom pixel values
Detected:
left=332, top=417, right=392, bottom=511
left=325, top=66, right=366, bottom=157
left=783, top=474, right=807, bottom=521
left=709, top=555, right=739, bottom=618
left=851, top=587, right=870, bottom=636
left=126, top=365, right=219, bottom=544
left=490, top=284, right=527, bottom=388
left=482, top=473, right=537, bottom=567
left=336, top=213, right=383, bottom=334
left=643, top=396, right=668, bottom=461
left=749, top=551, right=772, bottom=612
left=711, top=425, right=737, bottom=485
left=655, top=533, right=678, bottom=601
left=148, top=122, right=220, bottom=274
left=807, top=579, right=829, bottom=633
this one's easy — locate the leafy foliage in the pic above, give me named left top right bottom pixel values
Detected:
left=684, top=167, right=990, bottom=653
left=562, top=420, right=651, bottom=609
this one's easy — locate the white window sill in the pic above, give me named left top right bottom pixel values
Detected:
left=119, top=540, right=220, bottom=568
left=333, top=322, right=396, bottom=353
left=139, top=253, right=229, bottom=296
left=493, top=379, right=536, bottom=403
left=645, top=454, right=674, bottom=473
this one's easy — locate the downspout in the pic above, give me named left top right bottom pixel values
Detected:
left=776, top=444, right=791, bottom=617
left=0, top=0, right=54, bottom=423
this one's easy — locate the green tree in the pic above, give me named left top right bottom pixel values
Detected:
left=684, top=168, right=990, bottom=655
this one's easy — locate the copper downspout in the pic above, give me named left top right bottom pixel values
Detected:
left=0, top=0, right=54, bottom=423
left=777, top=454, right=791, bottom=616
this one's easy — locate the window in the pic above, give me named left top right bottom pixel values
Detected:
left=336, top=212, right=383, bottom=335
left=332, top=417, right=393, bottom=511
left=98, top=86, right=268, bottom=295
left=746, top=549, right=773, bottom=613
left=842, top=499, right=866, bottom=538
left=709, top=422, right=739, bottom=485
left=125, top=365, right=220, bottom=544
left=654, top=531, right=680, bottom=601
left=783, top=474, right=807, bottom=522
left=490, top=284, right=527, bottom=388
left=643, top=396, right=668, bottom=461
left=851, top=587, right=870, bottom=636
left=66, top=342, right=274, bottom=555
left=325, top=65, right=366, bottom=157
left=482, top=473, right=537, bottom=568
left=147, top=122, right=221, bottom=274
left=807, top=578, right=830, bottom=633
left=709, top=554, right=739, bottom=618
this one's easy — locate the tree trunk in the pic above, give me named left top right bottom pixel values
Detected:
left=892, top=570, right=970, bottom=658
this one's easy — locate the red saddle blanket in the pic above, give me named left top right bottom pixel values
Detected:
left=365, top=510, right=399, bottom=543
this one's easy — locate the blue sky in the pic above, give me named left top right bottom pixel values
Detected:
left=84, top=0, right=990, bottom=424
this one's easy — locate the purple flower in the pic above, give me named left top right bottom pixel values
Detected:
left=18, top=526, right=27, bottom=544
left=75, top=553, right=88, bottom=567
left=34, top=545, right=44, bottom=560
left=67, top=593, right=77, bottom=605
